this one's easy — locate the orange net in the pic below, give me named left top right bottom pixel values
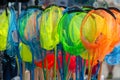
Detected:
left=80, top=8, right=117, bottom=66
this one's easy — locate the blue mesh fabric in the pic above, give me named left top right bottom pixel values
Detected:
left=6, top=8, right=19, bottom=57
left=105, top=43, right=120, bottom=65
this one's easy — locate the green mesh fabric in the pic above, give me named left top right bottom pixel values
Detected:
left=58, top=12, right=87, bottom=55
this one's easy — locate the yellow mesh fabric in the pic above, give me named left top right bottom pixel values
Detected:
left=40, top=6, right=63, bottom=50
left=19, top=42, right=32, bottom=62
left=0, top=10, right=9, bottom=51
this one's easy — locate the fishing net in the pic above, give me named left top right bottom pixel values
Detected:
left=105, top=8, right=120, bottom=65
left=80, top=8, right=117, bottom=66
left=19, top=42, right=32, bottom=62
left=18, top=8, right=43, bottom=61
left=58, top=8, right=87, bottom=55
left=0, top=8, right=18, bottom=57
left=105, top=43, right=120, bottom=65
left=39, top=5, right=63, bottom=50
left=0, top=10, right=9, bottom=51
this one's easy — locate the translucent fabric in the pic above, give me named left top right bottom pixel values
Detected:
left=58, top=11, right=87, bottom=55
left=110, top=9, right=120, bottom=40
left=39, top=6, right=63, bottom=50
left=0, top=8, right=18, bottom=57
left=105, top=43, right=120, bottom=65
left=18, top=9, right=41, bottom=44
left=80, top=9, right=117, bottom=66
left=0, top=10, right=9, bottom=51
left=19, top=42, right=32, bottom=62
left=6, top=8, right=19, bottom=57
left=18, top=8, right=43, bottom=61
left=105, top=8, right=120, bottom=65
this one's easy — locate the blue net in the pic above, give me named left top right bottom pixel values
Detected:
left=18, top=8, right=43, bottom=61
left=5, top=8, right=19, bottom=57
left=105, top=43, right=120, bottom=65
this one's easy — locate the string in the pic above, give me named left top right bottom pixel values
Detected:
left=91, top=61, right=100, bottom=80
left=88, top=52, right=91, bottom=80
left=61, top=46, right=65, bottom=80
left=76, top=56, right=79, bottom=80
left=54, top=46, right=57, bottom=80
left=61, top=45, right=65, bottom=80
left=42, top=50, right=46, bottom=80
left=79, top=56, right=84, bottom=80
left=10, top=7, right=23, bottom=80
left=98, top=61, right=103, bottom=80
left=57, top=45, right=63, bottom=80
left=65, top=54, right=71, bottom=80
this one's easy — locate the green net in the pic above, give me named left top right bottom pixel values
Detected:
left=58, top=11, right=87, bottom=55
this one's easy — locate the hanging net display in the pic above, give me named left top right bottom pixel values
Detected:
left=58, top=7, right=87, bottom=56
left=39, top=5, right=63, bottom=50
left=18, top=8, right=43, bottom=61
left=105, top=8, right=120, bottom=65
left=80, top=8, right=117, bottom=66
